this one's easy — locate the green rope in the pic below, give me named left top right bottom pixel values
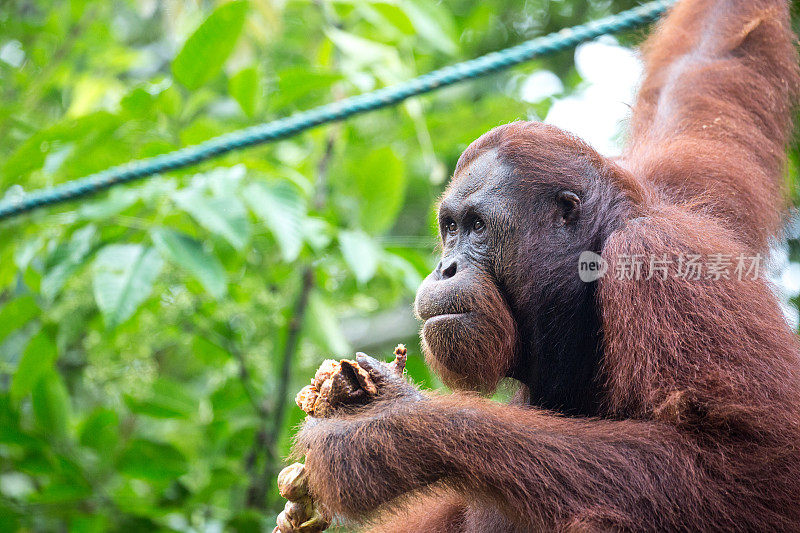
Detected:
left=0, top=0, right=675, bottom=222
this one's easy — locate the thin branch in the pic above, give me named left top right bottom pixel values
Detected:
left=192, top=317, right=265, bottom=417
left=246, top=266, right=315, bottom=509
left=313, top=128, right=339, bottom=210
left=246, top=104, right=343, bottom=509
left=225, top=329, right=267, bottom=418
left=270, top=266, right=315, bottom=444
left=245, top=0, right=344, bottom=511
left=186, top=315, right=271, bottom=504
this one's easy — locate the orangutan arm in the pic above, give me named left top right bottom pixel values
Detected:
left=623, top=0, right=799, bottom=249
left=296, top=389, right=707, bottom=530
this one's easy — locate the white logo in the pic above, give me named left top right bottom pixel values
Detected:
left=578, top=251, right=607, bottom=282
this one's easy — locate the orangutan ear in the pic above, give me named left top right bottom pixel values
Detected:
left=557, top=190, right=581, bottom=222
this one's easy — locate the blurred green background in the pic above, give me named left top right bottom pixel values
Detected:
left=3, top=0, right=800, bottom=531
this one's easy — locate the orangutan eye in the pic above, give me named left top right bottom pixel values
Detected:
left=446, top=220, right=458, bottom=234
left=472, top=218, right=485, bottom=233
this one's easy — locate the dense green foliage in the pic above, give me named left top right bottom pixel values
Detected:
left=2, top=1, right=800, bottom=532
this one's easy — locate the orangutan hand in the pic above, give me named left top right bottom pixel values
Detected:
left=295, top=345, right=410, bottom=418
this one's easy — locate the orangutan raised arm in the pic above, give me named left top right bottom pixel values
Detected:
left=623, top=0, right=799, bottom=250
left=283, top=0, right=800, bottom=531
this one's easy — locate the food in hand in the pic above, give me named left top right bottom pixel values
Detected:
left=274, top=463, right=329, bottom=533
left=295, top=344, right=408, bottom=417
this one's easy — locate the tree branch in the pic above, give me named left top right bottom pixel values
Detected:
left=246, top=267, right=315, bottom=508
left=247, top=0, right=344, bottom=511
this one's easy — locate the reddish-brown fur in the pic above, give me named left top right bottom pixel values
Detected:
left=293, top=1, right=800, bottom=530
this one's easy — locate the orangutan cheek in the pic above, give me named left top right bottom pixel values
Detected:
left=420, top=312, right=475, bottom=375
left=420, top=304, right=517, bottom=393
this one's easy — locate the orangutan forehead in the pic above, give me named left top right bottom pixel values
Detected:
left=447, top=148, right=507, bottom=201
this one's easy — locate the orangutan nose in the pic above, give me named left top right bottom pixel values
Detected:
left=438, top=260, right=458, bottom=280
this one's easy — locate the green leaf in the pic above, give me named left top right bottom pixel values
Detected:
left=15, top=236, right=45, bottom=272
left=151, top=228, right=227, bottom=299
left=1, top=112, right=120, bottom=188
left=173, top=188, right=250, bottom=250
left=326, top=27, right=397, bottom=68
left=79, top=409, right=119, bottom=453
left=0, top=296, right=38, bottom=345
left=0, top=247, right=15, bottom=291
left=368, top=2, right=415, bottom=35
left=401, top=0, right=458, bottom=55
left=172, top=1, right=250, bottom=90
left=10, top=330, right=57, bottom=403
left=68, top=514, right=108, bottom=533
left=29, top=482, right=91, bottom=505
left=210, top=379, right=249, bottom=413
left=245, top=181, right=307, bottom=262
left=77, top=188, right=138, bottom=220
left=346, top=146, right=406, bottom=234
left=41, top=224, right=97, bottom=300
left=273, top=68, right=341, bottom=109
left=124, top=378, right=198, bottom=419
left=193, top=335, right=231, bottom=365
left=305, top=294, right=351, bottom=356
left=31, top=370, right=71, bottom=439
left=302, top=217, right=333, bottom=252
left=0, top=505, right=19, bottom=532
left=339, top=229, right=380, bottom=284
left=229, top=67, right=258, bottom=117
left=382, top=251, right=423, bottom=292
left=92, top=245, right=163, bottom=328
left=118, top=439, right=188, bottom=481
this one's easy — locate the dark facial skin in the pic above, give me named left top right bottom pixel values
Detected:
left=414, top=148, right=517, bottom=392
left=415, top=138, right=629, bottom=415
